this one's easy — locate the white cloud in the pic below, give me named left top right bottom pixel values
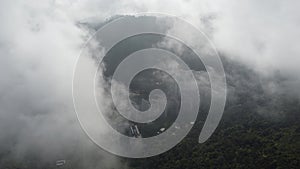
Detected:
left=0, top=0, right=299, bottom=166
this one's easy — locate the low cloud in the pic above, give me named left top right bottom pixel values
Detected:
left=0, top=0, right=299, bottom=168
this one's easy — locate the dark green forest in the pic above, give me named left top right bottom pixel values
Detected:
left=124, top=56, right=300, bottom=169
left=127, top=104, right=299, bottom=169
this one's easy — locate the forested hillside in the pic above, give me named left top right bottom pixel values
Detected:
left=127, top=57, right=300, bottom=169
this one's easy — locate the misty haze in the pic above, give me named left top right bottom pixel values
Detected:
left=0, top=1, right=299, bottom=169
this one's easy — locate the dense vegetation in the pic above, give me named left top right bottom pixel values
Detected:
left=127, top=108, right=299, bottom=169
left=126, top=58, right=300, bottom=169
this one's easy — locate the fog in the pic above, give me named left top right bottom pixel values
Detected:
left=0, top=0, right=299, bottom=168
